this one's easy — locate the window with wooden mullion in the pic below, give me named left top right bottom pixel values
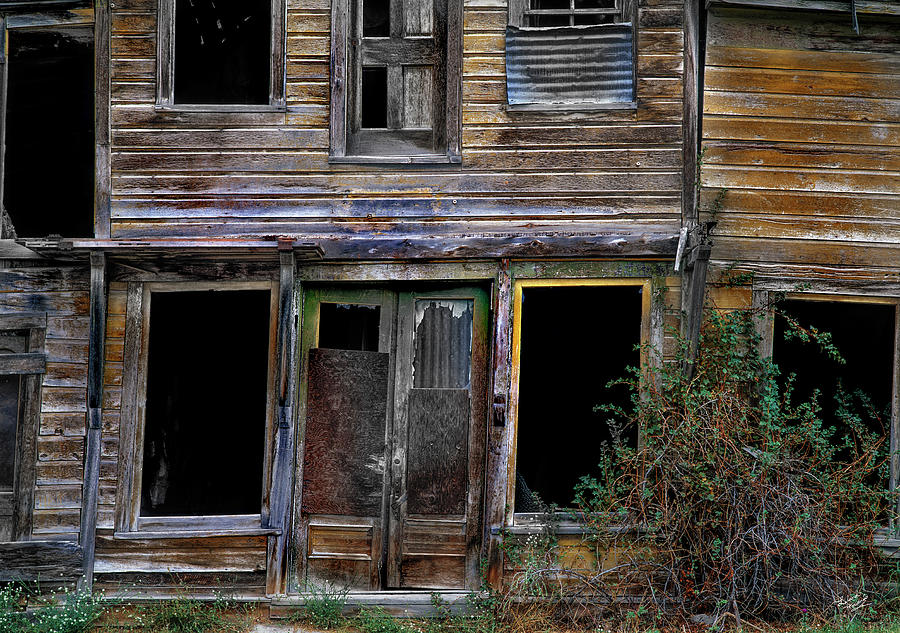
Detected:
left=524, top=0, right=620, bottom=27
left=331, top=0, right=460, bottom=161
left=351, top=0, right=447, bottom=155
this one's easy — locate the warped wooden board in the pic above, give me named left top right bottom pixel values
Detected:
left=703, top=91, right=900, bottom=123
left=710, top=213, right=900, bottom=244
left=703, top=165, right=898, bottom=195
left=111, top=146, right=681, bottom=172
left=703, top=116, right=899, bottom=146
left=707, top=46, right=900, bottom=75
left=707, top=8, right=898, bottom=53
left=702, top=142, right=900, bottom=172
left=705, top=66, right=898, bottom=99
left=110, top=170, right=683, bottom=196
left=711, top=236, right=900, bottom=268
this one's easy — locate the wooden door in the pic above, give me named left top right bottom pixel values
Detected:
left=297, top=285, right=488, bottom=591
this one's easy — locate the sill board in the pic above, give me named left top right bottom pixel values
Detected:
left=113, top=528, right=280, bottom=540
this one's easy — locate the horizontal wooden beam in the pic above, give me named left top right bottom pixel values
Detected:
left=0, top=352, right=45, bottom=375
left=0, top=312, right=46, bottom=330
left=6, top=8, right=94, bottom=29
left=707, top=0, right=900, bottom=14
left=0, top=541, right=83, bottom=582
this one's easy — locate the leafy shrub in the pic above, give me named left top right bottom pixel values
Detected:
left=129, top=594, right=249, bottom=633
left=300, top=581, right=347, bottom=629
left=355, top=606, right=416, bottom=633
left=569, top=306, right=890, bottom=624
left=0, top=583, right=106, bottom=633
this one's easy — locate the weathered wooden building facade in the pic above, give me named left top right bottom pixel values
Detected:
left=0, top=0, right=896, bottom=609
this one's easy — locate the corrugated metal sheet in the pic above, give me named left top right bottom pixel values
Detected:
left=505, top=23, right=634, bottom=106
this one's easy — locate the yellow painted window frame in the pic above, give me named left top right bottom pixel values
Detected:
left=506, top=277, right=652, bottom=522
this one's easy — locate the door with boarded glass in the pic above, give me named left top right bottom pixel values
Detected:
left=297, top=285, right=489, bottom=591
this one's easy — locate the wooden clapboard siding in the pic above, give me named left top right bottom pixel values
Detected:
left=0, top=265, right=90, bottom=540
left=107, top=0, right=684, bottom=239
left=701, top=7, right=900, bottom=281
left=93, top=534, right=268, bottom=597
left=97, top=283, right=127, bottom=531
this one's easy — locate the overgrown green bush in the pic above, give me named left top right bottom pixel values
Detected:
left=495, top=302, right=893, bottom=629
left=568, top=305, right=891, bottom=624
left=0, top=583, right=106, bottom=633
left=123, top=594, right=250, bottom=633
left=298, top=581, right=348, bottom=629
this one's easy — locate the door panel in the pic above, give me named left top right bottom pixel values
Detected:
left=298, top=284, right=487, bottom=592
left=302, top=349, right=390, bottom=516
left=406, top=388, right=469, bottom=515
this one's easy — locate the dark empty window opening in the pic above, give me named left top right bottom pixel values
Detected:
left=3, top=27, right=94, bottom=238
left=174, top=0, right=271, bottom=105
left=318, top=303, right=381, bottom=352
left=361, top=67, right=389, bottom=128
left=0, top=376, right=21, bottom=493
left=773, top=300, right=896, bottom=459
left=141, top=290, right=270, bottom=517
left=515, top=285, right=641, bottom=511
left=363, top=0, right=390, bottom=37
left=526, top=0, right=618, bottom=27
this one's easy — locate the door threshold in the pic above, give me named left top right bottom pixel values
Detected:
left=270, top=590, right=475, bottom=619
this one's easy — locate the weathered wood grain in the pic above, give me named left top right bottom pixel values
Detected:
left=302, top=349, right=389, bottom=516
left=407, top=389, right=469, bottom=515
left=0, top=541, right=83, bottom=582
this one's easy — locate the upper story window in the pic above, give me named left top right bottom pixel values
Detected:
left=157, top=0, right=286, bottom=108
left=506, top=0, right=636, bottom=110
left=329, top=0, right=462, bottom=163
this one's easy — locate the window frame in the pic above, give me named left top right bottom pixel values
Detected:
left=115, top=281, right=280, bottom=538
left=506, top=278, right=651, bottom=524
left=762, top=292, right=900, bottom=528
left=328, top=0, right=463, bottom=164
left=505, top=0, right=638, bottom=112
left=0, top=312, right=46, bottom=543
left=156, top=0, right=287, bottom=111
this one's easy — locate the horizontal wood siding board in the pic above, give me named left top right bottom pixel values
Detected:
left=0, top=541, right=83, bottom=582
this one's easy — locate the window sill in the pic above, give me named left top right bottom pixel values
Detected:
left=153, top=104, right=287, bottom=113
left=114, top=527, right=281, bottom=540
left=506, top=101, right=638, bottom=112
left=329, top=154, right=462, bottom=165
left=131, top=513, right=268, bottom=535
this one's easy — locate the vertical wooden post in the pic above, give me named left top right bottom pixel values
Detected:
left=266, top=239, right=299, bottom=595
left=94, top=0, right=111, bottom=238
left=482, top=260, right=512, bottom=589
left=0, top=16, right=9, bottom=239
left=79, top=251, right=107, bottom=591
left=680, top=0, right=702, bottom=369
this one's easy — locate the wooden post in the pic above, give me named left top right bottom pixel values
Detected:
left=79, top=251, right=107, bottom=591
left=0, top=16, right=9, bottom=239
left=482, top=260, right=512, bottom=589
left=266, top=239, right=299, bottom=595
left=94, top=0, right=111, bottom=238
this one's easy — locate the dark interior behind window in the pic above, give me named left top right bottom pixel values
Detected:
left=515, top=285, right=641, bottom=510
left=174, top=0, right=271, bottom=104
left=141, top=290, right=270, bottom=517
left=773, top=300, right=895, bottom=451
left=3, top=27, right=94, bottom=237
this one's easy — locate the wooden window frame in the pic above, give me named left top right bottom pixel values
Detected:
left=328, top=0, right=463, bottom=164
left=759, top=291, right=900, bottom=529
left=506, top=278, right=652, bottom=524
left=0, top=312, right=46, bottom=542
left=156, top=0, right=287, bottom=111
left=114, top=281, right=280, bottom=539
left=505, top=0, right=638, bottom=112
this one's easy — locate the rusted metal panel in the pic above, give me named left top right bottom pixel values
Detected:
left=505, top=23, right=633, bottom=106
left=302, top=348, right=389, bottom=516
